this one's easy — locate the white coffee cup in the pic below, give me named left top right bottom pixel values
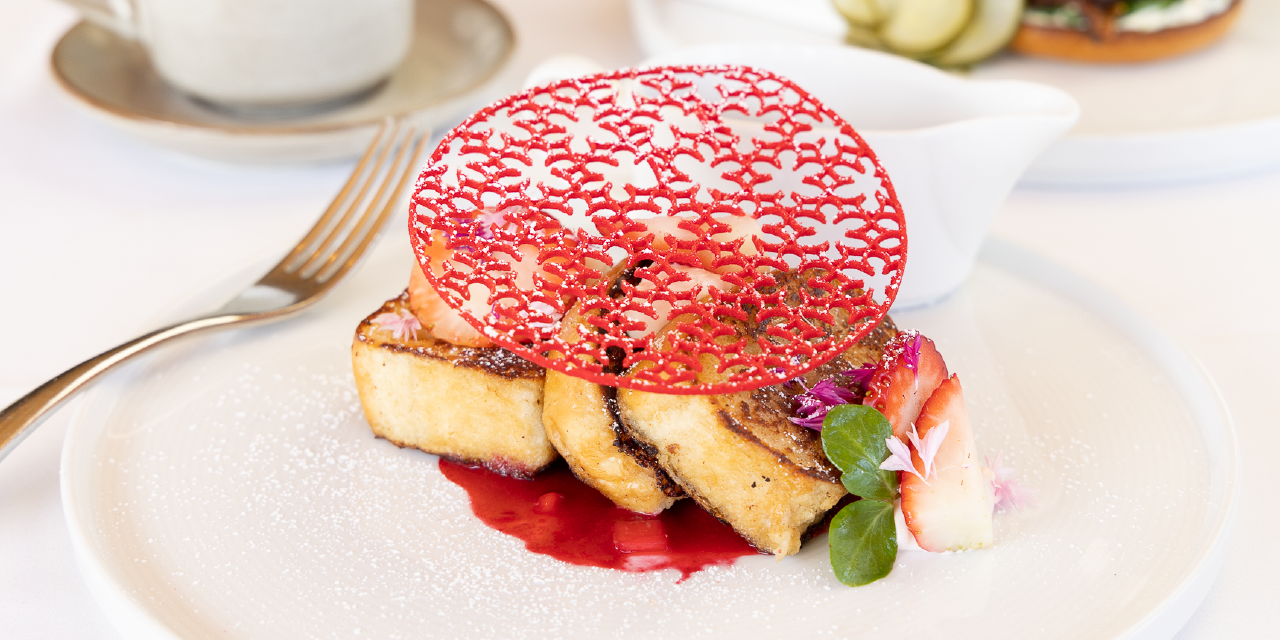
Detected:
left=62, top=0, right=414, bottom=109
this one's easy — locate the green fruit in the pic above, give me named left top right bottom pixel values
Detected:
left=845, top=23, right=887, bottom=50
left=931, top=0, right=1026, bottom=67
left=833, top=0, right=886, bottom=27
left=878, top=0, right=975, bottom=56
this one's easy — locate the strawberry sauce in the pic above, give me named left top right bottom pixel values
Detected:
left=439, top=459, right=760, bottom=580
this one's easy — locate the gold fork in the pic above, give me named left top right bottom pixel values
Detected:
left=0, top=118, right=427, bottom=462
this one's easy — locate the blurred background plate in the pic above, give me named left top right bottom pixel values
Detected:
left=51, top=0, right=515, bottom=163
left=630, top=0, right=1280, bottom=186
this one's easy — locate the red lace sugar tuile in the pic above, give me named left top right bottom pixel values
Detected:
left=410, top=65, right=906, bottom=394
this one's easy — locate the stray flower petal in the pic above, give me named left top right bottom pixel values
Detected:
left=985, top=451, right=1036, bottom=511
left=907, top=420, right=949, bottom=480
left=790, top=414, right=827, bottom=430
left=372, top=309, right=422, bottom=342
left=880, top=435, right=925, bottom=482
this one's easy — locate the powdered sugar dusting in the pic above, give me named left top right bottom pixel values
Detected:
left=68, top=257, right=1219, bottom=639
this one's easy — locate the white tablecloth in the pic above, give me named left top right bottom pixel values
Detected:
left=1, top=0, right=1276, bottom=637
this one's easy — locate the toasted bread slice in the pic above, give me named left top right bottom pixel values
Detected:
left=543, top=371, right=683, bottom=513
left=352, top=292, right=556, bottom=478
left=617, top=275, right=897, bottom=556
left=542, top=304, right=683, bottom=514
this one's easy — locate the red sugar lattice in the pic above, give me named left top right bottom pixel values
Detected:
left=409, top=65, right=906, bottom=394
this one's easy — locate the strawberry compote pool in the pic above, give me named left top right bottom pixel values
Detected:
left=439, top=459, right=760, bottom=580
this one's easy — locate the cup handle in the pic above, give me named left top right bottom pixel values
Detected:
left=59, top=0, right=138, bottom=40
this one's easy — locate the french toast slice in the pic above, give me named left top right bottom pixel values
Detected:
left=542, top=304, right=683, bottom=514
left=617, top=275, right=898, bottom=556
left=352, top=292, right=556, bottom=478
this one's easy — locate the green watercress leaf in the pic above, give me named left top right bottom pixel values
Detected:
left=829, top=499, right=898, bottom=587
left=821, top=404, right=898, bottom=501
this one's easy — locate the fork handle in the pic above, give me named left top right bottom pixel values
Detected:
left=0, top=315, right=237, bottom=462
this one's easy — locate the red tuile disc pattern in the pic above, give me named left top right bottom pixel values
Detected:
left=410, top=65, right=906, bottom=394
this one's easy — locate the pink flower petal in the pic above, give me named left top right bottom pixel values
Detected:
left=985, top=452, right=1037, bottom=511
left=880, top=435, right=925, bottom=482
left=917, top=420, right=949, bottom=480
left=372, top=309, right=422, bottom=342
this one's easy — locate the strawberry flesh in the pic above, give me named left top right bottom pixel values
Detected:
left=407, top=263, right=493, bottom=348
left=899, top=374, right=994, bottom=552
left=862, top=331, right=948, bottom=441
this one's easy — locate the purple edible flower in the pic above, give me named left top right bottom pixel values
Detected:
left=790, top=413, right=827, bottom=431
left=788, top=378, right=857, bottom=432
left=473, top=208, right=507, bottom=241
left=809, top=379, right=856, bottom=405
left=447, top=208, right=508, bottom=252
left=903, top=333, right=922, bottom=381
left=842, top=363, right=877, bottom=391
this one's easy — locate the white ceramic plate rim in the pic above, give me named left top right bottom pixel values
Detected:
left=978, top=241, right=1240, bottom=639
left=59, top=239, right=1240, bottom=639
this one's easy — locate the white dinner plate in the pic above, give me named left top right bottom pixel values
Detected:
left=630, top=0, right=1280, bottom=186
left=62, top=234, right=1237, bottom=639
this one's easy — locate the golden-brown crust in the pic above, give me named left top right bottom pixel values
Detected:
left=355, top=292, right=544, bottom=381
left=615, top=272, right=899, bottom=556
left=1011, top=0, right=1242, bottom=63
left=540, top=299, right=685, bottom=514
left=706, top=316, right=898, bottom=484
left=600, top=387, right=685, bottom=497
left=353, top=293, right=555, bottom=478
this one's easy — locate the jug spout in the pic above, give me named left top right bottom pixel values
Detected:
left=530, top=44, right=1081, bottom=310
left=864, top=82, right=1079, bottom=307
left=643, top=43, right=1079, bottom=308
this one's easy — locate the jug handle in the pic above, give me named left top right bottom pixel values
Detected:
left=59, top=0, right=138, bottom=40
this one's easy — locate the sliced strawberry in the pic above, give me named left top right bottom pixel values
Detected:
left=900, top=374, right=994, bottom=552
left=862, top=331, right=948, bottom=441
left=623, top=262, right=735, bottom=337
left=407, top=263, right=493, bottom=348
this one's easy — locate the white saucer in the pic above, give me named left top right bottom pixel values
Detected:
left=51, top=0, right=515, bottom=163
left=631, top=0, right=1280, bottom=186
left=61, top=233, right=1237, bottom=639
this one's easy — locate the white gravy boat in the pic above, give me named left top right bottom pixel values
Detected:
left=526, top=44, right=1079, bottom=309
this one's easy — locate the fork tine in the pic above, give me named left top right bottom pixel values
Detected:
left=315, top=125, right=428, bottom=284
left=276, top=118, right=399, bottom=272
left=0, top=119, right=427, bottom=461
left=294, top=120, right=409, bottom=277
